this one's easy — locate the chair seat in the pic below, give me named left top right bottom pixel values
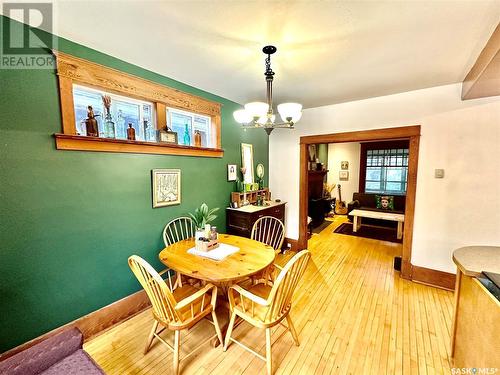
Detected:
left=172, top=284, right=212, bottom=323
left=172, top=284, right=199, bottom=301
left=234, top=283, right=274, bottom=323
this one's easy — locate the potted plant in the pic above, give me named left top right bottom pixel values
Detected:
left=188, top=203, right=219, bottom=240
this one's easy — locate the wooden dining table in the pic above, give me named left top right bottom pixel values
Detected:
left=159, top=234, right=275, bottom=289
left=158, top=234, right=276, bottom=345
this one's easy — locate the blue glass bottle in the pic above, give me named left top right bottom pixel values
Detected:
left=183, top=123, right=191, bottom=145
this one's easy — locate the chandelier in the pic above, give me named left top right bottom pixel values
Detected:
left=233, top=45, right=303, bottom=135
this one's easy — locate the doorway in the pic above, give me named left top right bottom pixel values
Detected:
left=298, top=126, right=420, bottom=279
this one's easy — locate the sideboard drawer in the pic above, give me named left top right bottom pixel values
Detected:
left=267, top=204, right=285, bottom=220
left=227, top=211, right=250, bottom=232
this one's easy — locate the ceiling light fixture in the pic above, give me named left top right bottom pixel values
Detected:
left=233, top=45, right=302, bottom=135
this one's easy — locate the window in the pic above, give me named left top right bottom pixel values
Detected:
left=73, top=85, right=155, bottom=141
left=167, top=108, right=212, bottom=147
left=362, top=145, right=409, bottom=195
left=55, top=52, right=223, bottom=157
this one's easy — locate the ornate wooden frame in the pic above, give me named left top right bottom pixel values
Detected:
left=54, top=52, right=223, bottom=157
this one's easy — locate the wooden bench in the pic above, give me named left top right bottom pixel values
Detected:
left=349, top=209, right=405, bottom=239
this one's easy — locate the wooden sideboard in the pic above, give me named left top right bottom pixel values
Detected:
left=226, top=202, right=286, bottom=239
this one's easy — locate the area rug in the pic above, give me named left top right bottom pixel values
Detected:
left=312, top=220, right=333, bottom=234
left=334, top=222, right=402, bottom=243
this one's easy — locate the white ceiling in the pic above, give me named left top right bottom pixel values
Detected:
left=47, top=1, right=500, bottom=107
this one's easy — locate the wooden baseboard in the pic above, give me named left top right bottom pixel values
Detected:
left=283, top=237, right=300, bottom=252
left=0, top=289, right=150, bottom=360
left=411, top=265, right=456, bottom=291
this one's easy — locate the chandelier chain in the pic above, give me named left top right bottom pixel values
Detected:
left=264, top=54, right=275, bottom=77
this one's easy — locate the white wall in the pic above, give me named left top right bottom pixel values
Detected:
left=327, top=143, right=360, bottom=204
left=269, top=83, right=500, bottom=273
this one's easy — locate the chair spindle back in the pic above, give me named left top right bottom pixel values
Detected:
left=163, top=217, right=195, bottom=246
left=266, top=250, right=310, bottom=321
left=128, top=255, right=179, bottom=324
left=251, top=216, right=285, bottom=252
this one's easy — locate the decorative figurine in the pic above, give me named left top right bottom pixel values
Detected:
left=127, top=123, right=136, bottom=140
left=85, top=105, right=99, bottom=137
left=102, top=95, right=116, bottom=138
left=194, top=130, right=202, bottom=147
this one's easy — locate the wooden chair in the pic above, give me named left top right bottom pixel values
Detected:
left=250, top=216, right=286, bottom=283
left=224, top=250, right=311, bottom=375
left=251, top=216, right=285, bottom=254
left=163, top=217, right=195, bottom=246
left=162, top=217, right=195, bottom=287
left=128, top=255, right=223, bottom=375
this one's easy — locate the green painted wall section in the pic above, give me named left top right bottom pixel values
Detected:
left=0, top=16, right=268, bottom=352
left=316, top=144, right=329, bottom=167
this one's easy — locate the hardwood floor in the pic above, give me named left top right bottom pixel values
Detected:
left=85, top=216, right=454, bottom=374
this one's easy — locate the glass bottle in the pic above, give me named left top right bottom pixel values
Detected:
left=143, top=119, right=149, bottom=141
left=116, top=110, right=125, bottom=138
left=127, top=123, right=136, bottom=140
left=210, top=226, right=218, bottom=241
left=103, top=110, right=116, bottom=138
left=194, top=130, right=202, bottom=147
left=183, top=123, right=191, bottom=146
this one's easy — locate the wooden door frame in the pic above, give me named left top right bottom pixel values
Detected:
left=298, top=125, right=421, bottom=279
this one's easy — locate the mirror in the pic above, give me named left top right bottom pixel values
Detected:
left=241, top=143, right=254, bottom=184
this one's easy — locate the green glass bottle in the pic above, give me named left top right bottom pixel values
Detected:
left=183, top=123, right=191, bottom=146
left=103, top=111, right=115, bottom=138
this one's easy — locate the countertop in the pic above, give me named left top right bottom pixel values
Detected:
left=452, top=246, right=500, bottom=277
left=226, top=201, right=286, bottom=213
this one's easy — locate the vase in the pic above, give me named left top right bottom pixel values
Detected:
left=195, top=229, right=205, bottom=242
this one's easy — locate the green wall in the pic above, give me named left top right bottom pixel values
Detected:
left=0, top=16, right=268, bottom=352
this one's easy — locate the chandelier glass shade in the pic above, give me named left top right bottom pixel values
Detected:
left=233, top=45, right=302, bottom=135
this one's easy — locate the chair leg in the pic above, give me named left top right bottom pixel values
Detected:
left=286, top=315, right=300, bottom=346
left=173, top=330, right=180, bottom=375
left=223, top=312, right=236, bottom=351
left=211, top=310, right=224, bottom=347
left=144, top=320, right=159, bottom=354
left=265, top=328, right=272, bottom=375
left=174, top=272, right=183, bottom=288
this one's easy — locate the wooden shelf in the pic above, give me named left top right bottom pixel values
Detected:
left=231, top=188, right=270, bottom=205
left=54, top=134, right=224, bottom=158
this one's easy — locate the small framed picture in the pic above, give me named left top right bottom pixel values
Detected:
left=341, top=161, right=349, bottom=170
left=152, top=169, right=181, bottom=208
left=227, top=164, right=237, bottom=181
left=157, top=128, right=178, bottom=144
left=339, top=170, right=349, bottom=181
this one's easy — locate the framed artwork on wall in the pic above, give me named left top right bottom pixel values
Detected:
left=339, top=170, right=349, bottom=181
left=341, top=161, right=349, bottom=170
left=227, top=164, right=237, bottom=181
left=152, top=169, right=181, bottom=208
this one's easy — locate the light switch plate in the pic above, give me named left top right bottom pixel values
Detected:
left=434, top=169, right=445, bottom=178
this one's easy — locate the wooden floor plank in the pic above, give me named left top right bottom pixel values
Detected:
left=85, top=216, right=453, bottom=374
